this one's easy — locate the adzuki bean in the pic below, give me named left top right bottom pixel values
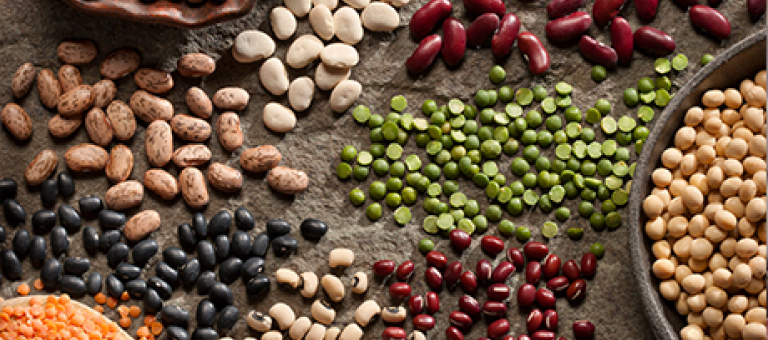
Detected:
left=572, top=320, right=595, bottom=338
left=747, top=0, right=766, bottom=20
left=546, top=0, right=586, bottom=18
left=536, top=288, right=556, bottom=308
left=482, top=301, right=507, bottom=318
left=580, top=252, right=598, bottom=278
left=449, top=229, right=472, bottom=250
left=425, top=267, right=443, bottom=290
left=446, top=326, right=465, bottom=340
left=460, top=271, right=478, bottom=294
left=426, top=251, right=447, bottom=269
left=545, top=11, right=592, bottom=43
left=463, top=0, right=505, bottom=16
left=425, top=292, right=440, bottom=314
left=526, top=261, right=542, bottom=284
left=507, top=248, right=525, bottom=269
left=517, top=283, right=537, bottom=307
left=633, top=26, right=675, bottom=56
left=487, top=283, right=511, bottom=301
left=579, top=35, right=618, bottom=67
left=524, top=242, right=549, bottom=260
left=466, top=13, right=500, bottom=47
left=491, top=14, right=521, bottom=58
left=542, top=254, right=561, bottom=278
left=610, top=17, right=633, bottom=65
left=410, top=0, right=452, bottom=40
left=689, top=5, right=731, bottom=40
left=543, top=310, right=558, bottom=330
left=673, top=0, right=698, bottom=7
left=383, top=327, right=407, bottom=340
left=442, top=18, right=467, bottom=66
left=492, top=261, right=515, bottom=283
left=407, top=35, right=442, bottom=75
left=487, top=319, right=510, bottom=338
left=373, top=260, right=396, bottom=276
left=527, top=309, right=543, bottom=333
left=566, top=279, right=587, bottom=303
left=634, top=0, right=658, bottom=21
left=458, top=295, right=481, bottom=316
left=591, top=0, right=625, bottom=27
left=531, top=331, right=556, bottom=340
left=476, top=259, right=493, bottom=284
left=449, top=311, right=473, bottom=330
left=563, top=260, right=581, bottom=281
left=445, top=261, right=463, bottom=287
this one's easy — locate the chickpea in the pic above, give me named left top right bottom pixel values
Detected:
left=743, top=107, right=765, bottom=133
left=732, top=263, right=753, bottom=289
left=652, top=188, right=672, bottom=206
left=749, top=257, right=766, bottom=279
left=690, top=238, right=714, bottom=261
left=653, top=258, right=676, bottom=279
left=688, top=293, right=708, bottom=312
left=676, top=127, right=698, bottom=150
left=703, top=108, right=720, bottom=121
left=745, top=85, right=767, bottom=107
left=724, top=197, right=746, bottom=218
left=757, top=244, right=766, bottom=257
left=722, top=314, right=746, bottom=338
left=696, top=145, right=717, bottom=165
left=689, top=257, right=709, bottom=273
left=646, top=217, right=667, bottom=241
left=755, top=70, right=767, bottom=88
left=719, top=177, right=743, bottom=197
left=729, top=256, right=748, bottom=271
left=743, top=157, right=766, bottom=175
left=652, top=168, right=673, bottom=187
left=752, top=171, right=766, bottom=194
left=723, top=89, right=743, bottom=109
left=670, top=179, right=688, bottom=197
left=680, top=154, right=699, bottom=176
left=706, top=166, right=724, bottom=189
left=722, top=159, right=744, bottom=177
left=676, top=265, right=694, bottom=282
left=740, top=183, right=758, bottom=205
left=742, top=322, right=767, bottom=340
left=708, top=192, right=724, bottom=203
left=745, top=307, right=766, bottom=324
left=715, top=136, right=731, bottom=156
left=661, top=280, right=682, bottom=300
left=705, top=286, right=728, bottom=308
left=682, top=274, right=707, bottom=294
left=674, top=236, right=694, bottom=258
left=678, top=292, right=692, bottom=315
left=653, top=240, right=672, bottom=259
left=732, top=127, right=754, bottom=143
left=685, top=106, right=705, bottom=126
left=736, top=238, right=759, bottom=257
left=710, top=325, right=727, bottom=340
left=757, top=223, right=766, bottom=243
left=643, top=195, right=665, bottom=219
left=759, top=290, right=766, bottom=307
left=713, top=268, right=733, bottom=289
left=748, top=296, right=761, bottom=309
left=702, top=307, right=724, bottom=328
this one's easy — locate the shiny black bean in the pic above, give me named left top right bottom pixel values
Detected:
left=106, top=274, right=124, bottom=298
left=40, top=179, right=58, bottom=206
left=41, top=258, right=62, bottom=288
left=197, top=241, right=216, bottom=270
left=60, top=275, right=86, bottom=297
left=163, top=246, right=188, bottom=269
left=230, top=230, right=251, bottom=259
left=251, top=233, right=269, bottom=258
left=2, top=249, right=21, bottom=280
left=57, top=172, right=75, bottom=197
left=29, top=236, right=46, bottom=268
left=178, top=223, right=196, bottom=250
left=0, top=178, right=18, bottom=202
left=300, top=218, right=328, bottom=241
left=57, top=204, right=81, bottom=233
left=50, top=226, right=69, bottom=256
left=12, top=228, right=30, bottom=260
left=214, top=235, right=230, bottom=261
left=148, top=276, right=173, bottom=300
left=99, top=210, right=126, bottom=229
left=197, top=270, right=216, bottom=295
left=246, top=275, right=271, bottom=296
left=132, top=239, right=159, bottom=267
left=234, top=207, right=254, bottom=230
left=156, top=261, right=179, bottom=286
left=162, top=304, right=191, bottom=327
left=116, top=262, right=141, bottom=281
left=218, top=257, right=242, bottom=284
left=126, top=279, right=148, bottom=298
left=208, top=210, right=232, bottom=237
left=63, top=257, right=90, bottom=275
left=209, top=281, right=233, bottom=309
left=32, top=209, right=56, bottom=234
left=241, top=257, right=265, bottom=281
left=193, top=212, right=207, bottom=239
left=196, top=299, right=217, bottom=328
left=78, top=195, right=103, bottom=219
left=191, top=327, right=218, bottom=340
left=0, top=225, right=6, bottom=243
left=107, top=242, right=130, bottom=268
left=3, top=199, right=25, bottom=225
left=86, top=272, right=102, bottom=295
left=180, top=258, right=201, bottom=287
left=99, top=230, right=122, bottom=252
left=266, top=219, right=291, bottom=238
left=216, top=305, right=239, bottom=332
left=167, top=326, right=190, bottom=340
left=82, top=226, right=99, bottom=255
left=272, top=235, right=298, bottom=257
left=144, top=288, right=164, bottom=314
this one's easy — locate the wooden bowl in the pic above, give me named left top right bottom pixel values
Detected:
left=62, top=0, right=257, bottom=28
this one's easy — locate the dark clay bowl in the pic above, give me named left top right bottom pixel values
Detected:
left=62, top=0, right=257, bottom=28
left=629, top=32, right=766, bottom=340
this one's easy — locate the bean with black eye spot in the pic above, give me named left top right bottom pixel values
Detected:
left=208, top=210, right=232, bottom=237
left=252, top=233, right=270, bottom=257
left=156, top=261, right=179, bottom=286
left=192, top=212, right=207, bottom=239
left=230, top=230, right=252, bottom=259
left=99, top=210, right=126, bottom=229
left=32, top=210, right=56, bottom=234
left=266, top=219, right=291, bottom=238
left=29, top=236, right=46, bottom=268
left=132, top=239, right=158, bottom=267
left=235, top=207, right=255, bottom=230
left=246, top=274, right=271, bottom=296
left=210, top=281, right=234, bottom=309
left=197, top=241, right=216, bottom=269
left=78, top=196, right=103, bottom=218
left=2, top=249, right=21, bottom=281
left=191, top=327, right=218, bottom=340
left=57, top=204, right=81, bottom=233
left=0, top=178, right=18, bottom=202
left=180, top=258, right=201, bottom=287
left=106, top=274, right=125, bottom=298
left=197, top=270, right=216, bottom=294
left=50, top=226, right=69, bottom=256
left=126, top=278, right=148, bottom=298
left=167, top=326, right=190, bottom=340
left=214, top=235, right=230, bottom=261
left=163, top=304, right=191, bottom=327
left=41, top=258, right=61, bottom=288
left=144, top=288, right=164, bottom=314
left=12, top=228, right=30, bottom=260
left=148, top=276, right=173, bottom=300
left=86, top=272, right=102, bottom=295
left=3, top=199, right=25, bottom=225
left=64, top=257, right=90, bottom=275
left=57, top=172, right=75, bottom=197
left=178, top=223, right=196, bottom=250
left=272, top=235, right=298, bottom=257
left=107, top=242, right=130, bottom=267
left=41, top=179, right=58, bottom=206
left=116, top=262, right=141, bottom=281
left=217, top=305, right=240, bottom=332
left=197, top=299, right=217, bottom=327
left=218, top=257, right=243, bottom=284
left=241, top=257, right=265, bottom=281
left=99, top=230, right=121, bottom=252
left=300, top=218, right=328, bottom=241
left=163, top=246, right=188, bottom=268
left=60, top=275, right=87, bottom=297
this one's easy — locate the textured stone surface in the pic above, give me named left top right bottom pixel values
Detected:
left=0, top=0, right=763, bottom=339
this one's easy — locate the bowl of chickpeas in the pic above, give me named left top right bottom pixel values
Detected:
left=629, top=32, right=766, bottom=340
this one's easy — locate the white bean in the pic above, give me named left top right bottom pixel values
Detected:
left=233, top=30, right=275, bottom=63
left=260, top=58, right=290, bottom=96
left=321, top=43, right=359, bottom=68
left=309, top=5, right=335, bottom=41
left=288, top=77, right=316, bottom=112
left=329, top=79, right=362, bottom=113
left=361, top=2, right=400, bottom=32
left=286, top=34, right=325, bottom=69
left=285, top=0, right=312, bottom=17
left=333, top=7, right=364, bottom=45
left=263, top=103, right=297, bottom=133
left=271, top=7, right=298, bottom=40
left=315, top=63, right=351, bottom=91
left=313, top=0, right=338, bottom=9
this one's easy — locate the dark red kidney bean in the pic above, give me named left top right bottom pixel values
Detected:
left=426, top=292, right=440, bottom=314
left=531, top=331, right=557, bottom=340
left=546, top=276, right=571, bottom=295
left=374, top=260, right=396, bottom=276
left=482, top=301, right=507, bottom=318
left=442, top=18, right=467, bottom=66
left=592, top=0, right=626, bottom=27
left=536, top=288, right=556, bottom=309
left=573, top=320, right=595, bottom=338
left=383, top=327, right=407, bottom=340
left=580, top=252, right=597, bottom=279
left=397, top=261, right=415, bottom=280
left=543, top=310, right=558, bottom=330
left=674, top=0, right=699, bottom=6
left=491, top=14, right=521, bottom=58
left=425, top=267, right=444, bottom=290
left=450, top=311, right=473, bottom=329
left=445, top=261, right=463, bottom=287
left=689, top=5, right=731, bottom=40
left=545, top=11, right=592, bottom=43
left=406, top=35, right=443, bottom=75
left=748, top=0, right=766, bottom=20
left=487, top=283, right=511, bottom=301
left=562, top=260, right=581, bottom=281
left=578, top=35, right=618, bottom=67
left=518, top=336, right=533, bottom=340
left=525, top=261, right=542, bottom=284
left=446, top=326, right=466, bottom=340
left=507, top=248, right=524, bottom=270
left=410, top=0, right=452, bottom=40
left=389, top=282, right=412, bottom=300
left=460, top=271, right=478, bottom=294
left=492, top=261, right=515, bottom=283
left=547, top=0, right=586, bottom=18
left=523, top=242, right=549, bottom=260
left=610, top=16, right=633, bottom=65
left=413, top=314, right=436, bottom=331
left=426, top=251, right=447, bottom=270
left=634, top=0, right=658, bottom=21
left=476, top=259, right=493, bottom=284
left=463, top=0, right=505, bottom=16
left=517, top=283, right=537, bottom=308
left=566, top=279, right=587, bottom=303
left=542, top=255, right=561, bottom=278
left=449, top=229, right=472, bottom=250
left=487, top=319, right=510, bottom=338
left=467, top=13, right=500, bottom=47
left=408, top=295, right=424, bottom=314
left=480, top=235, right=505, bottom=256
left=633, top=26, right=675, bottom=56
left=459, top=295, right=481, bottom=316
left=527, top=309, right=543, bottom=333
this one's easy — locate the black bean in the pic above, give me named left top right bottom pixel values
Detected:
left=251, top=233, right=270, bottom=258
left=0, top=178, right=18, bottom=202
left=98, top=210, right=126, bottom=229
left=3, top=199, right=25, bottom=225
left=126, top=279, right=148, bottom=299
left=167, top=326, right=190, bottom=340
left=148, top=276, right=173, bottom=300
left=132, top=239, right=159, bottom=267
left=57, top=204, right=81, bottom=233
left=40, top=258, right=62, bottom=289
left=1, top=249, right=21, bottom=280
left=162, top=304, right=191, bottom=327
left=163, top=246, right=188, bottom=269
left=209, top=281, right=233, bottom=309
left=106, top=274, right=125, bottom=298
left=12, top=228, right=30, bottom=260
left=191, top=327, right=218, bottom=340
left=192, top=212, right=207, bottom=239
left=57, top=172, right=75, bottom=197
left=78, top=196, right=103, bottom=219
left=115, top=262, right=141, bottom=281
left=86, top=272, right=102, bottom=295
left=241, top=257, right=265, bottom=281
left=82, top=226, right=99, bottom=255
left=230, top=230, right=252, bottom=259
left=272, top=235, right=298, bottom=257
left=300, top=218, right=329, bottom=241
left=246, top=275, right=271, bottom=296
left=178, top=223, right=196, bottom=250
left=214, top=235, right=230, bottom=262
left=179, top=258, right=201, bottom=287
left=63, top=257, right=90, bottom=276
left=234, top=207, right=254, bottom=230
left=196, top=299, right=217, bottom=328
left=218, top=257, right=243, bottom=284
left=60, top=275, right=86, bottom=298
left=29, top=236, right=46, bottom=268
left=196, top=270, right=216, bottom=295
left=107, top=242, right=130, bottom=268
left=156, top=261, right=179, bottom=286
left=50, top=226, right=69, bottom=256
left=99, top=230, right=122, bottom=252
left=208, top=210, right=232, bottom=237
left=144, top=288, right=164, bottom=314
left=197, top=241, right=216, bottom=270
left=0, top=225, right=5, bottom=243
left=216, top=305, right=240, bottom=332
left=40, top=179, right=58, bottom=206
left=266, top=219, right=291, bottom=238
left=31, top=209, right=56, bottom=234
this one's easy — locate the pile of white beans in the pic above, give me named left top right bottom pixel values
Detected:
left=231, top=0, right=404, bottom=133
left=643, top=70, right=767, bottom=340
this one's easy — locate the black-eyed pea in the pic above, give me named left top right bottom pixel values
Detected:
left=328, top=248, right=354, bottom=268
left=134, top=68, right=174, bottom=94
left=380, top=307, right=406, bottom=323
left=662, top=148, right=683, bottom=169
left=743, top=157, right=766, bottom=175
left=289, top=317, right=312, bottom=340
left=300, top=272, right=319, bottom=298
left=186, top=87, right=213, bottom=119
left=652, top=240, right=672, bottom=259
left=100, top=49, right=141, bottom=79
left=267, top=166, right=309, bottom=194
left=652, top=259, right=675, bottom=279
left=179, top=167, right=209, bottom=209
left=723, top=313, right=746, bottom=338
left=177, top=53, right=216, bottom=78
left=247, top=311, right=273, bottom=332
left=2, top=103, right=33, bottom=141
left=207, top=162, right=243, bottom=193
left=333, top=7, right=363, bottom=44
left=106, top=100, right=136, bottom=141
left=311, top=300, right=336, bottom=325
left=130, top=90, right=174, bottom=123
left=659, top=280, right=681, bottom=301
left=217, top=112, right=244, bottom=151
left=271, top=7, right=298, bottom=40
left=306, top=323, right=327, bottom=340
left=325, top=326, right=341, bottom=340
left=173, top=144, right=212, bottom=168
left=309, top=5, right=335, bottom=41
left=276, top=268, right=302, bottom=289
left=354, top=300, right=381, bottom=327
left=262, top=331, right=284, bottom=340
left=269, top=302, right=297, bottom=330
left=287, top=35, right=324, bottom=69
left=408, top=331, right=426, bottom=340
left=11, top=63, right=35, bottom=99
left=315, top=63, right=350, bottom=91
left=321, top=44, right=359, bottom=69
left=233, top=30, right=276, bottom=63
left=645, top=217, right=667, bottom=241
left=92, top=79, right=117, bottom=109
left=321, top=274, right=344, bottom=302
left=58, top=65, right=82, bottom=93
left=338, top=324, right=362, bottom=340
left=213, top=87, right=250, bottom=111
left=289, top=77, right=315, bottom=112
left=57, top=40, right=97, bottom=65
left=351, top=272, right=368, bottom=294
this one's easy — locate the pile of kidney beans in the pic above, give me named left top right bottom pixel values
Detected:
left=373, top=236, right=599, bottom=340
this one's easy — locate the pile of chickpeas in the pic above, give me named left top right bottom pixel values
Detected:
left=643, top=70, right=767, bottom=340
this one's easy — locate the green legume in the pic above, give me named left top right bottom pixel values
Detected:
left=349, top=188, right=366, bottom=205
left=418, top=238, right=434, bottom=253
left=415, top=176, right=431, bottom=192
left=464, top=199, right=480, bottom=217
left=541, top=97, right=557, bottom=114
left=353, top=165, right=369, bottom=181
left=618, top=116, right=636, bottom=133
left=564, top=106, right=582, bottom=122
left=615, top=147, right=630, bottom=161
left=623, top=88, right=639, bottom=107
left=611, top=189, right=629, bottom=206
left=522, top=173, right=537, bottom=188
left=486, top=90, right=498, bottom=106
left=444, top=162, right=460, bottom=180
left=596, top=185, right=610, bottom=200
left=556, top=95, right=572, bottom=108
left=475, top=90, right=491, bottom=108
left=654, top=58, right=671, bottom=74
left=481, top=140, right=503, bottom=159
left=701, top=53, right=714, bottom=65
left=605, top=211, right=622, bottom=229
left=638, top=77, right=655, bottom=93
left=566, top=123, right=582, bottom=139
left=372, top=159, right=389, bottom=176
left=464, top=104, right=478, bottom=119
left=639, top=90, right=656, bottom=104
left=595, top=99, right=611, bottom=114
left=522, top=145, right=540, bottom=163
left=486, top=205, right=503, bottom=222
left=555, top=207, right=570, bottom=221
left=578, top=201, right=594, bottom=217
left=516, top=88, right=534, bottom=106
left=581, top=187, right=596, bottom=201
left=601, top=116, right=617, bottom=134
left=655, top=76, right=672, bottom=91
left=601, top=199, right=617, bottom=213
left=591, top=64, right=608, bottom=81
left=533, top=85, right=548, bottom=101
left=391, top=95, right=407, bottom=112
left=366, top=203, right=382, bottom=220
left=589, top=213, right=606, bottom=231
left=541, top=221, right=558, bottom=238
left=340, top=145, right=358, bottom=162
left=567, top=227, right=584, bottom=240
left=394, top=206, right=411, bottom=224
left=337, top=163, right=353, bottom=179
left=637, top=105, right=655, bottom=122
left=516, top=226, right=532, bottom=242
left=497, top=220, right=514, bottom=237
left=589, top=242, right=606, bottom=258
left=507, top=198, right=523, bottom=216
left=523, top=189, right=539, bottom=206
left=581, top=127, right=596, bottom=142
left=654, top=89, right=671, bottom=107
left=499, top=86, right=514, bottom=103
left=585, top=108, right=601, bottom=124
left=489, top=65, right=507, bottom=84
left=511, top=157, right=530, bottom=176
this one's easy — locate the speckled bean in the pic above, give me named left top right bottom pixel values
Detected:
left=65, top=143, right=108, bottom=172
left=57, top=40, right=97, bottom=65
left=25, top=150, right=58, bottom=186
left=2, top=103, right=32, bottom=141
left=518, top=32, right=550, bottom=75
left=105, top=100, right=136, bottom=141
left=104, top=180, right=143, bottom=210
left=545, top=11, right=591, bottom=43
left=179, top=167, right=209, bottom=209
left=172, top=144, right=212, bottom=168
left=85, top=108, right=114, bottom=147
left=410, top=0, right=452, bottom=40
left=105, top=144, right=133, bottom=184
left=57, top=85, right=94, bottom=118
left=92, top=79, right=117, bottom=109
left=268, top=166, right=309, bottom=195
left=217, top=112, right=244, bottom=151
left=100, top=48, right=140, bottom=79
left=48, top=114, right=82, bottom=138
left=177, top=53, right=215, bottom=78
left=491, top=13, right=521, bottom=57
left=186, top=87, right=213, bottom=119
left=240, top=146, right=282, bottom=173
left=11, top=63, right=35, bottom=99
left=134, top=68, right=174, bottom=94
left=143, top=169, right=179, bottom=200
left=579, top=35, right=618, bottom=67
left=145, top=120, right=173, bottom=167
left=37, top=68, right=61, bottom=109
left=213, top=87, right=250, bottom=111
left=124, top=210, right=161, bottom=242
left=58, top=65, right=82, bottom=93
left=130, top=90, right=174, bottom=123
left=170, top=114, right=212, bottom=142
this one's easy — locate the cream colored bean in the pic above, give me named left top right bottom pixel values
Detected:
left=668, top=197, right=686, bottom=216
left=725, top=138, right=749, bottom=159
left=744, top=107, right=765, bottom=132
left=674, top=266, right=691, bottom=283
left=321, top=43, right=359, bottom=68
left=329, top=79, right=362, bottom=113
left=670, top=178, right=688, bottom=196
left=263, top=102, right=297, bottom=133
left=729, top=295, right=750, bottom=314
left=743, top=157, right=766, bottom=175
left=351, top=272, right=368, bottom=294
left=660, top=280, right=681, bottom=300
left=680, top=324, right=704, bottom=340
left=745, top=308, right=766, bottom=324
left=706, top=166, right=724, bottom=189
left=733, top=127, right=754, bottom=142
left=689, top=258, right=709, bottom=273
left=325, top=327, right=341, bottom=340
left=233, top=30, right=276, bottom=63
left=652, top=168, right=673, bottom=187
left=696, top=128, right=717, bottom=146
left=690, top=238, right=713, bottom=261
left=653, top=259, right=676, bottom=279
left=746, top=198, right=766, bottom=223
left=705, top=225, right=728, bottom=243
left=690, top=174, right=709, bottom=195
left=380, top=306, right=407, bottom=323
left=645, top=217, right=667, bottom=241
left=724, top=88, right=743, bottom=108
left=704, top=202, right=723, bottom=221
left=703, top=307, right=724, bottom=328
left=723, top=314, right=746, bottom=338
left=289, top=317, right=312, bottom=340
left=706, top=286, right=728, bottom=307
left=715, top=136, right=731, bottom=156
left=743, top=323, right=767, bottom=340
left=306, top=323, right=327, bottom=340
left=338, top=324, right=362, bottom=340
left=704, top=117, right=723, bottom=135
left=682, top=185, right=704, bottom=211
left=269, top=303, right=297, bottom=330
left=247, top=311, right=273, bottom=332
left=262, top=331, right=283, bottom=340
left=721, top=108, right=741, bottom=125
left=685, top=106, right=705, bottom=126
left=361, top=2, right=400, bottom=32
left=328, top=248, right=355, bottom=268
left=342, top=0, right=369, bottom=8
left=736, top=238, right=759, bottom=257
left=697, top=145, right=716, bottom=165
left=271, top=7, right=297, bottom=40
left=682, top=274, right=706, bottom=294
left=703, top=90, right=725, bottom=108
left=643, top=195, right=664, bottom=219
left=321, top=275, right=345, bottom=302
left=315, top=63, right=351, bottom=91
left=287, top=35, right=325, bottom=69
left=285, top=0, right=312, bottom=17
left=745, top=85, right=767, bottom=107
left=720, top=177, right=742, bottom=197
left=688, top=313, right=706, bottom=329
left=652, top=188, right=672, bottom=206
left=738, top=217, right=756, bottom=237
left=288, top=77, right=315, bottom=112
left=680, top=154, right=698, bottom=176
left=662, top=148, right=683, bottom=169
left=673, top=236, right=693, bottom=258
left=333, top=7, right=364, bottom=45
left=724, top=196, right=745, bottom=218
left=689, top=215, right=708, bottom=237
left=688, top=293, right=707, bottom=312
left=753, top=171, right=766, bottom=194
left=409, top=331, right=427, bottom=340
left=260, top=58, right=290, bottom=96
left=759, top=290, right=766, bottom=307
left=311, top=300, right=336, bottom=325
left=676, top=127, right=697, bottom=150
left=309, top=5, right=335, bottom=41
left=723, top=158, right=744, bottom=177
left=733, top=263, right=753, bottom=289
left=709, top=253, right=728, bottom=272
left=301, top=272, right=320, bottom=298
left=747, top=278, right=766, bottom=295
left=652, top=240, right=672, bottom=259
left=354, top=300, right=381, bottom=327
